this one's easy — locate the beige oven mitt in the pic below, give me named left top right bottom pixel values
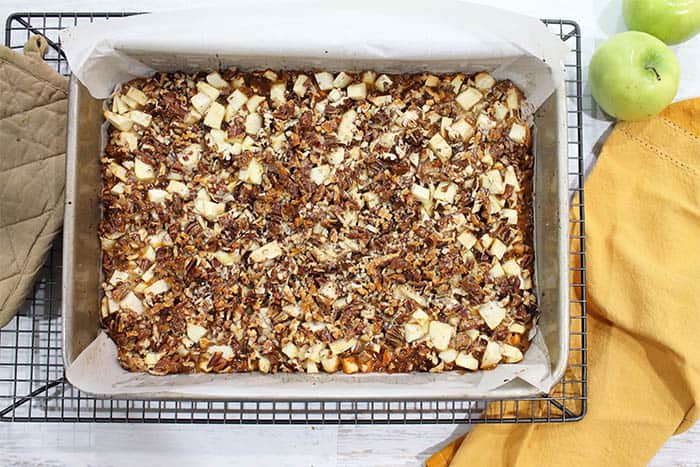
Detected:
left=0, top=36, right=68, bottom=327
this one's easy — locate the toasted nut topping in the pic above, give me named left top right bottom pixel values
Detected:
left=101, top=69, right=536, bottom=375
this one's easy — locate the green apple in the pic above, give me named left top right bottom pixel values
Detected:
left=623, top=0, right=700, bottom=45
left=589, top=31, right=680, bottom=121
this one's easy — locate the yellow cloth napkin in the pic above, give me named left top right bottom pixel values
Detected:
left=427, top=98, right=700, bottom=467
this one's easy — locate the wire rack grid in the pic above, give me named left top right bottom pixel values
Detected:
left=1, top=12, right=586, bottom=424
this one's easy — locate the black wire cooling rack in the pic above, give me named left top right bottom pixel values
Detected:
left=1, top=12, right=587, bottom=424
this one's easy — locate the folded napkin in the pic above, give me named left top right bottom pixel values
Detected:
left=427, top=98, right=700, bottom=467
left=0, top=36, right=68, bottom=327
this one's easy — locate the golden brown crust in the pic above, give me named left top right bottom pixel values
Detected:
left=99, top=69, right=536, bottom=375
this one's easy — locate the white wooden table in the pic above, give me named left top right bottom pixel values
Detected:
left=1, top=0, right=699, bottom=465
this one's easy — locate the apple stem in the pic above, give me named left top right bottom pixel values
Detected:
left=646, top=66, right=661, bottom=81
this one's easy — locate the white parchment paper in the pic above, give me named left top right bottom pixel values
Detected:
left=60, top=0, right=568, bottom=399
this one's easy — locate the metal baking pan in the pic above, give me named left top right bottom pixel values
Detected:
left=63, top=71, right=569, bottom=401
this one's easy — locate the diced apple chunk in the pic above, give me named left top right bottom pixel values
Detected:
left=126, top=86, right=149, bottom=106
left=424, top=74, right=440, bottom=87
left=246, top=95, right=265, bottom=112
left=194, top=192, right=225, bottom=221
left=481, top=341, right=503, bottom=368
left=466, top=329, right=480, bottom=341
left=455, top=351, right=479, bottom=370
left=196, top=81, right=220, bottom=100
left=306, top=361, right=319, bottom=373
left=404, top=323, right=427, bottom=343
left=310, top=165, right=332, bottom=185
left=109, top=270, right=129, bottom=285
left=145, top=279, right=170, bottom=296
left=411, top=309, right=430, bottom=324
left=501, top=344, right=524, bottom=363
left=144, top=352, right=162, bottom=367
left=186, top=323, right=207, bottom=342
left=328, top=147, right=345, bottom=165
left=203, top=102, right=225, bottom=129
left=190, top=92, right=213, bottom=114
left=428, top=321, right=454, bottom=351
left=457, top=231, right=477, bottom=249
left=451, top=74, right=464, bottom=94
left=337, top=109, right=357, bottom=145
left=110, top=182, right=125, bottom=195
left=493, top=102, right=509, bottom=121
left=451, top=119, right=474, bottom=141
left=375, top=74, right=392, bottom=92
left=478, top=301, right=506, bottom=329
left=282, top=342, right=299, bottom=359
left=410, top=183, right=433, bottom=214
left=206, top=72, right=229, bottom=89
left=489, top=239, right=507, bottom=260
left=506, top=87, right=521, bottom=109
left=328, top=89, right=343, bottom=102
left=508, top=123, right=528, bottom=144
left=456, top=87, right=482, bottom=111
left=433, top=182, right=458, bottom=204
left=347, top=83, right=367, bottom=100
left=112, top=95, right=129, bottom=114
left=183, top=110, right=202, bottom=125
left=177, top=144, right=202, bottom=172
left=104, top=111, right=133, bottom=131
left=245, top=113, right=263, bottom=135
left=258, top=356, right=271, bottom=373
left=134, top=159, right=155, bottom=182
left=239, top=158, right=264, bottom=185
left=490, top=261, right=505, bottom=278
left=320, top=352, right=340, bottom=372
left=208, top=345, right=234, bottom=360
left=369, top=95, right=392, bottom=106
left=147, top=189, right=168, bottom=204
left=128, top=110, right=152, bottom=128
left=121, top=94, right=138, bottom=109
left=480, top=233, right=493, bottom=249
left=429, top=132, right=452, bottom=161
left=332, top=72, right=352, bottom=88
left=250, top=241, right=282, bottom=263
left=314, top=71, right=334, bottom=90
left=119, top=291, right=144, bottom=314
left=439, top=349, right=458, bottom=363
left=108, top=162, right=128, bottom=182
left=227, top=89, right=248, bottom=112
left=504, top=165, right=520, bottom=188
left=502, top=259, right=521, bottom=276
left=329, top=338, right=356, bottom=355
left=270, top=133, right=287, bottom=152
left=481, top=169, right=505, bottom=194
left=361, top=71, right=377, bottom=85
left=270, top=82, right=286, bottom=105
left=501, top=208, right=518, bottom=225
left=474, top=72, right=496, bottom=90
left=213, top=250, right=239, bottom=266
left=117, top=132, right=138, bottom=151
left=263, top=70, right=278, bottom=81
left=293, top=74, right=309, bottom=97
